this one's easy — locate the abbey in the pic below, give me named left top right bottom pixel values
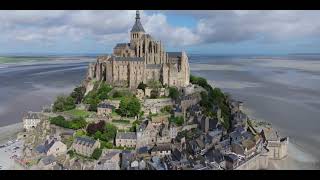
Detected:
left=86, top=11, right=190, bottom=89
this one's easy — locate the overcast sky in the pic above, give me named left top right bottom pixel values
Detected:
left=0, top=10, right=320, bottom=55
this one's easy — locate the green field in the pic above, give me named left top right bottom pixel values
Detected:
left=64, top=109, right=94, bottom=118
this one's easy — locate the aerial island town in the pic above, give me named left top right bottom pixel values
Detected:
left=8, top=11, right=288, bottom=170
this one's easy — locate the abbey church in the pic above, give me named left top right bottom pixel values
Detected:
left=86, top=11, right=190, bottom=89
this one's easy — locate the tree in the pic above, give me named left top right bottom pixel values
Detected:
left=69, top=117, right=87, bottom=129
left=160, top=106, right=172, bottom=114
left=103, top=123, right=117, bottom=141
left=119, top=96, right=141, bottom=117
left=91, top=148, right=102, bottom=160
left=70, top=86, right=86, bottom=104
left=86, top=121, right=106, bottom=135
left=170, top=116, right=184, bottom=126
left=53, top=95, right=76, bottom=112
left=97, top=83, right=112, bottom=100
left=150, top=89, right=159, bottom=99
left=169, top=87, right=181, bottom=101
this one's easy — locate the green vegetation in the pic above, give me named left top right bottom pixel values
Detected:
left=147, top=80, right=163, bottom=89
left=129, top=120, right=141, bottom=132
left=74, top=129, right=86, bottom=137
left=70, top=86, right=86, bottom=104
left=87, top=122, right=117, bottom=143
left=169, top=87, right=181, bottom=101
left=112, top=119, right=130, bottom=124
left=190, top=74, right=231, bottom=130
left=160, top=105, right=172, bottom=114
left=49, top=115, right=87, bottom=130
left=91, top=148, right=102, bottom=160
left=67, top=150, right=75, bottom=158
left=150, top=89, right=159, bottom=99
left=169, top=116, right=184, bottom=126
left=63, top=136, right=74, bottom=149
left=53, top=95, right=76, bottom=112
left=83, top=82, right=113, bottom=111
left=64, top=109, right=93, bottom=118
left=118, top=96, right=141, bottom=117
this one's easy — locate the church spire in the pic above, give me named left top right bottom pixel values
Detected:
left=136, top=10, right=140, bottom=20
left=131, top=10, right=145, bottom=33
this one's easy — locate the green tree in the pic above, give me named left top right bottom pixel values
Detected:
left=169, top=87, right=181, bottom=101
left=53, top=95, right=76, bottom=112
left=91, top=148, right=102, bottom=160
left=70, top=86, right=86, bottom=104
left=103, top=123, right=117, bottom=141
left=170, top=116, right=184, bottom=126
left=119, top=96, right=141, bottom=117
left=97, top=83, right=112, bottom=100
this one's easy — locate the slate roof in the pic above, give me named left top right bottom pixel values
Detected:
left=146, top=64, right=161, bottom=69
left=74, top=137, right=96, bottom=148
left=114, top=43, right=130, bottom=48
left=24, top=111, right=40, bottom=119
left=225, top=154, right=238, bottom=163
left=41, top=155, right=56, bottom=166
left=167, top=52, right=182, bottom=58
left=116, top=132, right=137, bottom=140
left=171, top=149, right=182, bottom=161
left=98, top=103, right=114, bottom=109
left=131, top=11, right=145, bottom=33
left=112, top=56, right=144, bottom=62
left=137, top=146, right=149, bottom=154
left=151, top=144, right=171, bottom=152
left=36, top=139, right=55, bottom=154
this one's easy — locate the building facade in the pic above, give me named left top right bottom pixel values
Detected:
left=23, top=111, right=41, bottom=130
left=72, top=137, right=101, bottom=157
left=86, top=11, right=190, bottom=89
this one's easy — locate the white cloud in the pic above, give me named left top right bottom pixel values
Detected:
left=0, top=10, right=320, bottom=53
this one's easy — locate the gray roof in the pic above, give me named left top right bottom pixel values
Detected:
left=25, top=111, right=40, bottom=119
left=167, top=52, right=182, bottom=58
left=146, top=64, right=161, bottom=69
left=112, top=56, right=144, bottom=62
left=137, top=146, right=149, bottom=154
left=114, top=43, right=129, bottom=48
left=131, top=11, right=145, bottom=33
left=41, top=155, right=56, bottom=166
left=151, top=144, right=171, bottom=152
left=36, top=139, right=55, bottom=154
left=116, top=132, right=137, bottom=140
left=225, top=154, right=238, bottom=162
left=98, top=103, right=114, bottom=109
left=74, top=137, right=96, bottom=148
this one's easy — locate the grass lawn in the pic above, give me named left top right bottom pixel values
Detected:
left=64, top=109, right=94, bottom=118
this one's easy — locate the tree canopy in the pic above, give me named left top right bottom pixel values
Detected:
left=169, top=87, right=181, bottom=101
left=53, top=95, right=76, bottom=112
left=118, top=96, right=141, bottom=117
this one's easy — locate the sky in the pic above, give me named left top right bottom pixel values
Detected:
left=0, top=10, right=320, bottom=55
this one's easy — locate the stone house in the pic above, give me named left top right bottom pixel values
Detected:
left=95, top=150, right=121, bottom=170
left=23, top=111, right=41, bottom=130
left=231, top=139, right=257, bottom=159
left=38, top=155, right=57, bottom=170
left=115, top=132, right=137, bottom=148
left=97, top=102, right=114, bottom=117
left=72, top=137, right=100, bottom=157
left=36, top=139, right=67, bottom=157
left=225, top=154, right=240, bottom=170
left=151, top=114, right=170, bottom=125
left=151, top=143, right=172, bottom=157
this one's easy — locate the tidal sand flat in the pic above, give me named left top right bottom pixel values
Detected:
left=0, top=56, right=95, bottom=127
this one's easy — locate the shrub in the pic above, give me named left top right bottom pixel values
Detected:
left=86, top=121, right=106, bottom=135
left=137, top=82, right=147, bottom=91
left=169, top=87, right=180, bottom=101
left=170, top=116, right=184, bottom=126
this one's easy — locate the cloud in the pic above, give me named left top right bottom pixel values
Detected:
left=0, top=10, right=320, bottom=53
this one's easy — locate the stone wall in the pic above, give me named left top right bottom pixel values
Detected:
left=143, top=98, right=173, bottom=114
left=235, top=153, right=269, bottom=170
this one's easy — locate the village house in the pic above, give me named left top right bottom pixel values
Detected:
left=72, top=137, right=101, bottom=157
left=36, top=139, right=67, bottom=157
left=225, top=154, right=240, bottom=170
left=23, top=111, right=41, bottom=130
left=38, top=155, right=57, bottom=170
left=231, top=139, right=257, bottom=159
left=120, top=150, right=135, bottom=170
left=95, top=150, right=121, bottom=170
left=115, top=132, right=137, bottom=148
left=97, top=102, right=114, bottom=117
left=150, top=143, right=172, bottom=157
